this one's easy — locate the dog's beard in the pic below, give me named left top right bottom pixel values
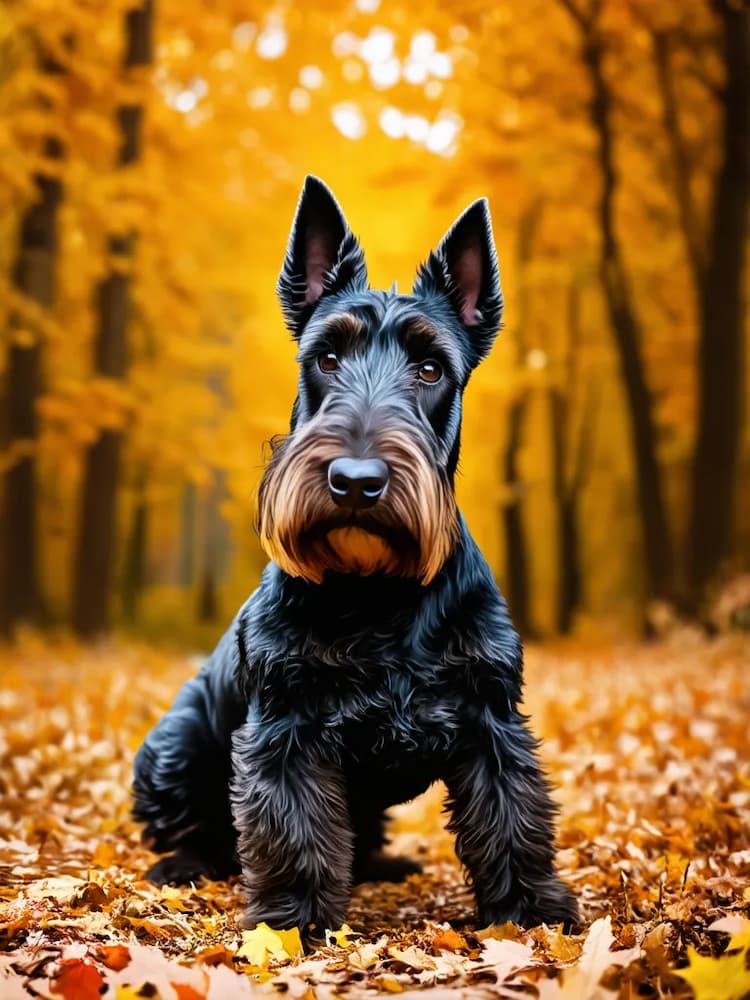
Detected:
left=323, top=526, right=399, bottom=576
left=257, top=420, right=458, bottom=585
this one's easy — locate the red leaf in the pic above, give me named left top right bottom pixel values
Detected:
left=51, top=959, right=105, bottom=1000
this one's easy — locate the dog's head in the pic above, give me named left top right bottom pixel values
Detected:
left=258, top=176, right=503, bottom=585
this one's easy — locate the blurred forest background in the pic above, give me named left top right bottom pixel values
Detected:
left=0, top=0, right=748, bottom=643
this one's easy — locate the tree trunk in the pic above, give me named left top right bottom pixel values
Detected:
left=583, top=31, right=674, bottom=603
left=197, top=485, right=219, bottom=624
left=651, top=29, right=705, bottom=292
left=550, top=388, right=580, bottom=634
left=0, top=58, right=63, bottom=634
left=179, top=481, right=197, bottom=586
left=501, top=399, right=532, bottom=635
left=687, top=2, right=750, bottom=606
left=500, top=203, right=541, bottom=636
left=121, top=470, right=148, bottom=623
left=72, top=1, right=153, bottom=637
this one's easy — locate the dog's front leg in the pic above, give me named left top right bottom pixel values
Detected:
left=445, top=714, right=578, bottom=931
left=231, top=712, right=353, bottom=936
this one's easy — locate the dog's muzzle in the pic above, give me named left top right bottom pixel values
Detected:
left=327, top=458, right=389, bottom=511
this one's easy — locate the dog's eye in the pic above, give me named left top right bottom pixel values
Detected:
left=318, top=352, right=339, bottom=373
left=417, top=359, right=443, bottom=384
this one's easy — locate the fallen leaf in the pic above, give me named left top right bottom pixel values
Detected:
left=236, top=922, right=303, bottom=966
left=377, top=974, right=404, bottom=992
left=674, top=946, right=750, bottom=1000
left=477, top=921, right=525, bottom=942
left=108, top=942, right=210, bottom=999
left=534, top=924, right=583, bottom=964
left=193, top=944, right=235, bottom=968
left=326, top=923, right=357, bottom=947
left=70, top=882, right=109, bottom=909
left=116, top=987, right=148, bottom=1000
left=172, top=983, right=206, bottom=1000
left=431, top=927, right=469, bottom=953
left=540, top=917, right=641, bottom=999
left=349, top=941, right=385, bottom=970
left=481, top=937, right=537, bottom=982
left=160, top=886, right=189, bottom=912
left=387, top=945, right=437, bottom=971
left=708, top=915, right=750, bottom=952
left=100, top=944, right=132, bottom=971
left=50, top=959, right=105, bottom=1000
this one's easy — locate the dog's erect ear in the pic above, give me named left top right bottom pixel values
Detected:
left=413, top=198, right=503, bottom=364
left=277, top=175, right=368, bottom=336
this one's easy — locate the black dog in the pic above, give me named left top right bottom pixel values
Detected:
left=133, top=176, right=578, bottom=935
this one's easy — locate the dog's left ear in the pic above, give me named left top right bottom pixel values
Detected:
left=277, top=175, right=368, bottom=337
left=413, top=198, right=503, bottom=364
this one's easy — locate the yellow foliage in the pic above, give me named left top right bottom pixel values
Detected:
left=236, top=922, right=303, bottom=966
left=675, top=946, right=750, bottom=1000
left=0, top=0, right=738, bottom=632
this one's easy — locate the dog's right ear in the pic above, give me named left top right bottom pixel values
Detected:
left=277, top=175, right=368, bottom=337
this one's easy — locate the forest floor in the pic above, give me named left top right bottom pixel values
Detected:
left=0, top=632, right=749, bottom=999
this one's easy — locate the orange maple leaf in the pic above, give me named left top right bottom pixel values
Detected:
left=50, top=959, right=105, bottom=1000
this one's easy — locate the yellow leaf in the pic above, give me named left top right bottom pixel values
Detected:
left=675, top=947, right=750, bottom=1000
left=709, top=916, right=750, bottom=953
left=236, top=923, right=303, bottom=967
left=326, top=923, right=356, bottom=947
left=377, top=975, right=404, bottom=992
left=159, top=885, right=188, bottom=912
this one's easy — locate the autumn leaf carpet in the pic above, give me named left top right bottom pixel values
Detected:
left=1, top=633, right=749, bottom=999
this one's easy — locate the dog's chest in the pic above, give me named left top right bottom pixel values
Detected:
left=258, top=651, right=460, bottom=763
left=316, top=661, right=458, bottom=763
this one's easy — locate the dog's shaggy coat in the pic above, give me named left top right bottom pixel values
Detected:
left=133, top=176, right=578, bottom=935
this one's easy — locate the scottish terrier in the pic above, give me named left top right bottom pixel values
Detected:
left=133, top=176, right=578, bottom=936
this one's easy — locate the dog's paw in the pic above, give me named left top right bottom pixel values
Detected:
left=144, top=850, right=237, bottom=886
left=238, top=906, right=336, bottom=947
left=479, top=880, right=579, bottom=932
left=353, top=851, right=423, bottom=884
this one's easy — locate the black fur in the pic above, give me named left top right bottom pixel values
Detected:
left=133, top=176, right=578, bottom=935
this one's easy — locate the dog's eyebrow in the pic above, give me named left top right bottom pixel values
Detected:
left=322, top=312, right=366, bottom=338
left=401, top=316, right=439, bottom=354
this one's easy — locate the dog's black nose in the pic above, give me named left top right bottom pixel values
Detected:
left=328, top=457, right=389, bottom=510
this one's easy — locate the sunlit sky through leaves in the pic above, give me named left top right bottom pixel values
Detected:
left=161, top=10, right=461, bottom=157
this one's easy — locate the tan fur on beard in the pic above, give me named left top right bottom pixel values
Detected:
left=379, top=426, right=458, bottom=584
left=257, top=430, right=337, bottom=583
left=258, top=418, right=458, bottom=585
left=325, top=527, right=399, bottom=576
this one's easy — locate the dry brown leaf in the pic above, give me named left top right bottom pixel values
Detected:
left=476, top=921, right=525, bottom=942
left=387, top=945, right=437, bottom=971
left=533, top=924, right=583, bottom=964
